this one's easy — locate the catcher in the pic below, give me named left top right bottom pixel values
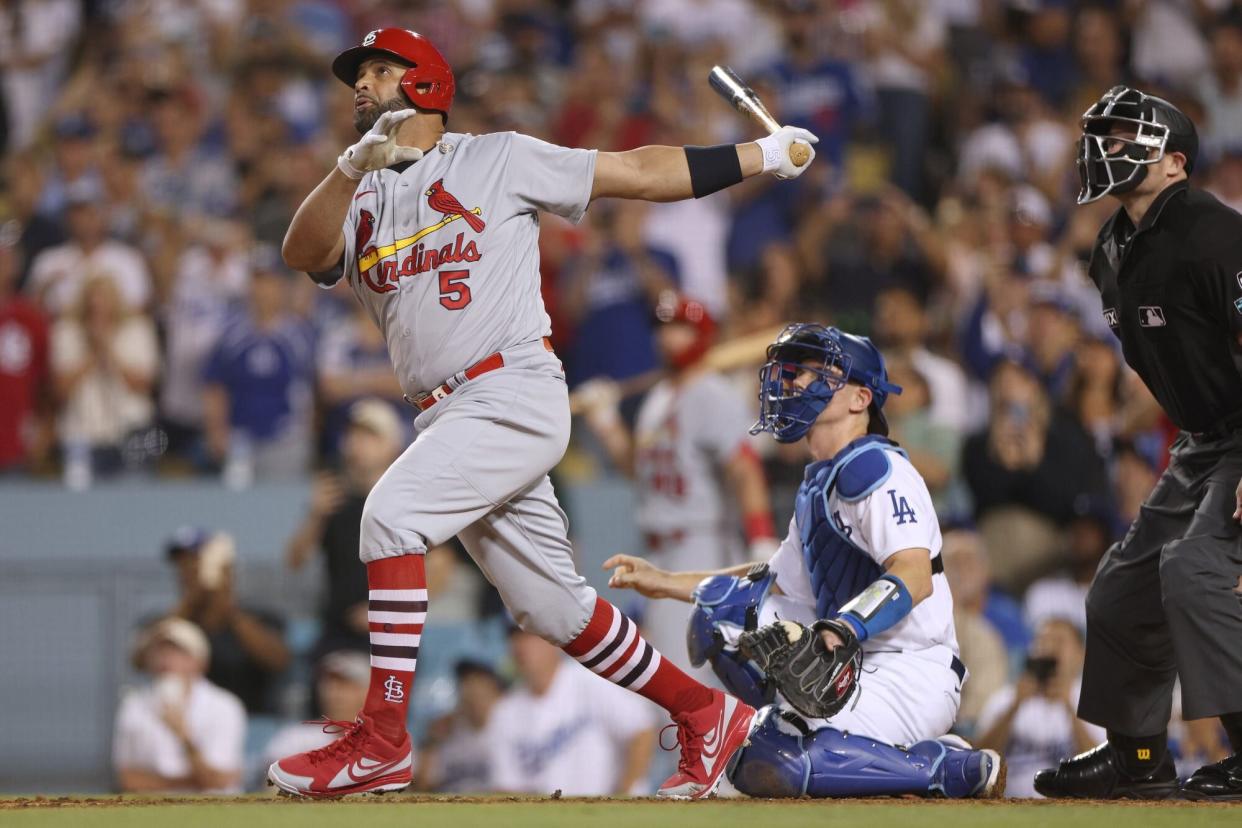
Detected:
left=606, top=324, right=1005, bottom=798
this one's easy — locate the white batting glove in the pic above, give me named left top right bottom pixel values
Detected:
left=338, top=109, right=425, bottom=180
left=755, top=126, right=819, bottom=180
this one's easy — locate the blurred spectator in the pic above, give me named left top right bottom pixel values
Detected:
left=2, top=156, right=66, bottom=288
left=0, top=0, right=83, bottom=152
left=140, top=86, right=238, bottom=221
left=0, top=222, right=50, bottom=472
left=1025, top=281, right=1081, bottom=401
left=113, top=617, right=245, bottom=793
left=37, top=115, right=102, bottom=218
left=317, top=301, right=404, bottom=458
left=159, top=221, right=250, bottom=467
left=202, top=246, right=316, bottom=482
left=873, top=284, right=971, bottom=433
left=976, top=617, right=1106, bottom=799
left=962, top=359, right=1109, bottom=591
left=759, top=0, right=868, bottom=171
left=1024, top=502, right=1113, bottom=633
left=27, top=179, right=152, bottom=315
left=488, top=628, right=658, bottom=796
left=286, top=400, right=405, bottom=655
left=883, top=355, right=962, bottom=514
left=941, top=528, right=1009, bottom=738
left=262, top=650, right=370, bottom=772
left=414, top=660, right=507, bottom=793
left=799, top=188, right=946, bottom=336
left=50, top=274, right=159, bottom=484
left=1197, top=12, right=1242, bottom=156
left=166, top=527, right=290, bottom=714
left=560, top=201, right=672, bottom=387
left=1064, top=336, right=1125, bottom=458
left=858, top=0, right=946, bottom=200
left=1130, top=0, right=1217, bottom=90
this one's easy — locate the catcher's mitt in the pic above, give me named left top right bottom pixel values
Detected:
left=738, top=619, right=862, bottom=719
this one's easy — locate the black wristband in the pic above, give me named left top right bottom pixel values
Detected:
left=685, top=144, right=743, bottom=199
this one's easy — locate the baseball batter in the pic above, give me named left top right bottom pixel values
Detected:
left=580, top=293, right=775, bottom=681
left=606, top=324, right=1005, bottom=799
left=266, top=28, right=817, bottom=799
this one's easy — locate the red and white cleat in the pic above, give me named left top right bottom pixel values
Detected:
left=267, top=715, right=412, bottom=798
left=657, top=691, right=756, bottom=799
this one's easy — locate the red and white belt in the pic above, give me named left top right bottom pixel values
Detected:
left=408, top=337, right=556, bottom=412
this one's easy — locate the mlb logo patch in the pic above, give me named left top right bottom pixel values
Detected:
left=1138, top=306, right=1166, bottom=327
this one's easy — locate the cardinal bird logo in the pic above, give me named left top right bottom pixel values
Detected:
left=356, top=209, right=375, bottom=253
left=426, top=179, right=486, bottom=233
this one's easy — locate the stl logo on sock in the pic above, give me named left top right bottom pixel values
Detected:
left=383, top=675, right=405, bottom=703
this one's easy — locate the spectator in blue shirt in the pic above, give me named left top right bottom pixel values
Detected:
left=202, top=246, right=315, bottom=482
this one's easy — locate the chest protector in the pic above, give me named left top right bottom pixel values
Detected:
left=797, top=436, right=906, bottom=619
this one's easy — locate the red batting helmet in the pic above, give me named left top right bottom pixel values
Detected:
left=654, top=291, right=717, bottom=370
left=332, top=29, right=455, bottom=118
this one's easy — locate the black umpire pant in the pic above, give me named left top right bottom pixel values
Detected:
left=1079, top=431, right=1242, bottom=735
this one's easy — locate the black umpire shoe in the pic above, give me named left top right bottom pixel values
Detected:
left=1181, top=754, right=1242, bottom=801
left=1033, top=743, right=1178, bottom=799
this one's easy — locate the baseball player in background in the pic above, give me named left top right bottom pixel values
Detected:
left=579, top=292, right=776, bottom=681
left=266, top=28, right=817, bottom=799
left=606, top=324, right=1005, bottom=799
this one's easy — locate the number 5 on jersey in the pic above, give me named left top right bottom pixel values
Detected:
left=439, top=269, right=471, bottom=310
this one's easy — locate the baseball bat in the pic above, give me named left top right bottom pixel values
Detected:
left=708, top=65, right=810, bottom=167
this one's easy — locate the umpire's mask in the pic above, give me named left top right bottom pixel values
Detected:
left=1076, top=86, right=1198, bottom=205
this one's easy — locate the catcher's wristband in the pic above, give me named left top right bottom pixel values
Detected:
left=337, top=152, right=366, bottom=180
left=836, top=573, right=913, bottom=642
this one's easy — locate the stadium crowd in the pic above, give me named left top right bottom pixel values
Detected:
left=2, top=0, right=1240, bottom=796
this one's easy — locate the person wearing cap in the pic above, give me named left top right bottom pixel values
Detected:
left=286, top=398, right=404, bottom=654
left=26, top=176, right=152, bottom=316
left=412, top=659, right=506, bottom=792
left=165, top=527, right=290, bottom=714
left=577, top=291, right=776, bottom=682
left=1035, top=86, right=1242, bottom=800
left=262, top=650, right=373, bottom=778
left=112, top=617, right=246, bottom=793
left=201, top=244, right=317, bottom=480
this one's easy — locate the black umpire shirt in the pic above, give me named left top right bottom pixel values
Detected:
left=1088, top=180, right=1242, bottom=433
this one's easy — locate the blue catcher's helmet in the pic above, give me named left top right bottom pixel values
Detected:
left=750, top=323, right=902, bottom=444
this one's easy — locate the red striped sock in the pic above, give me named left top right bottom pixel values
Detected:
left=563, top=597, right=713, bottom=715
left=362, top=555, right=426, bottom=743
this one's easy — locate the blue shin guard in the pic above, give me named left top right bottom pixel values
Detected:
left=727, top=706, right=1003, bottom=798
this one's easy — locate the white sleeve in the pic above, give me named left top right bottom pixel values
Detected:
left=975, top=684, right=1016, bottom=735
left=199, top=692, right=246, bottom=774
left=111, top=694, right=144, bottom=770
left=484, top=699, right=523, bottom=793
left=594, top=676, right=659, bottom=742
left=506, top=133, right=598, bottom=223
left=845, top=456, right=939, bottom=565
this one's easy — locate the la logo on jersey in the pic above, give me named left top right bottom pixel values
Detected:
left=888, top=489, right=916, bottom=525
left=383, top=675, right=405, bottom=703
left=355, top=179, right=485, bottom=294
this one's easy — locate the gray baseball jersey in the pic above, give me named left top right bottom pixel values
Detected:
left=633, top=372, right=755, bottom=535
left=322, top=131, right=596, bottom=396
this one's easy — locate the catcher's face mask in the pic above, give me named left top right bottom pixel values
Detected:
left=1077, top=86, right=1170, bottom=205
left=751, top=324, right=852, bottom=444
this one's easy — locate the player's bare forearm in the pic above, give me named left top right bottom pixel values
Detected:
left=282, top=168, right=355, bottom=273
left=591, top=143, right=764, bottom=202
left=883, top=547, right=934, bottom=605
left=616, top=728, right=657, bottom=795
left=726, top=447, right=773, bottom=531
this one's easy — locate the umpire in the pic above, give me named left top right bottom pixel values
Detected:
left=1036, top=86, right=1242, bottom=800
